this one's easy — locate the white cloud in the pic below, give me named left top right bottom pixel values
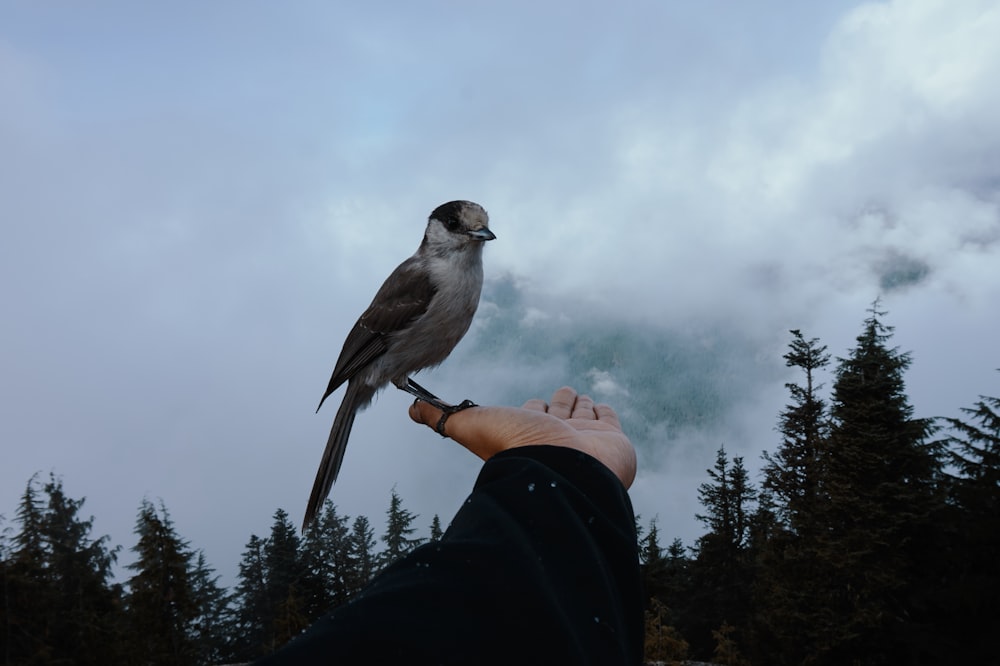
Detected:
left=586, top=369, right=630, bottom=399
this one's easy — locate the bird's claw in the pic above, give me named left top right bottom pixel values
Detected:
left=398, top=377, right=477, bottom=436
left=435, top=399, right=478, bottom=437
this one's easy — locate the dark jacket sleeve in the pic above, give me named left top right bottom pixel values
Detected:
left=255, top=445, right=644, bottom=665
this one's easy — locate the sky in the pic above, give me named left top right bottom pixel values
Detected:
left=2, top=0, right=999, bottom=586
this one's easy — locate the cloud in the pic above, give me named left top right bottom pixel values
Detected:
left=587, top=369, right=630, bottom=399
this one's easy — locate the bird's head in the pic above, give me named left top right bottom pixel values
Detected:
left=422, top=200, right=496, bottom=256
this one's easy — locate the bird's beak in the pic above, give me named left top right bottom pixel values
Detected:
left=467, top=228, right=496, bottom=242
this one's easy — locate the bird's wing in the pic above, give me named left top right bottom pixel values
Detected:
left=316, top=257, right=436, bottom=410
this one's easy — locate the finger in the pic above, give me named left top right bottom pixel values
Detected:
left=571, top=394, right=596, bottom=420
left=593, top=403, right=623, bottom=431
left=522, top=398, right=549, bottom=413
left=409, top=399, right=443, bottom=428
left=547, top=386, right=578, bottom=420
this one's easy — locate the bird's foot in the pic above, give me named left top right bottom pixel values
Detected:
left=432, top=399, right=478, bottom=437
left=396, top=378, right=477, bottom=437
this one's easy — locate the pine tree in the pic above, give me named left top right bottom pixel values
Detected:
left=13, top=478, right=45, bottom=563
left=231, top=534, right=270, bottom=660
left=0, top=514, right=10, bottom=662
left=640, top=518, right=668, bottom=605
left=2, top=479, right=48, bottom=664
left=696, top=448, right=756, bottom=554
left=124, top=499, right=198, bottom=665
left=688, top=447, right=756, bottom=659
left=346, top=515, right=376, bottom=596
left=2, top=474, right=123, bottom=664
left=263, top=508, right=310, bottom=650
left=378, top=488, right=422, bottom=570
left=810, top=302, right=941, bottom=663
left=301, top=501, right=351, bottom=614
left=754, top=330, right=833, bottom=665
left=639, top=518, right=662, bottom=564
left=665, top=537, right=688, bottom=574
left=644, top=597, right=690, bottom=665
left=937, top=377, right=1000, bottom=661
left=641, top=519, right=691, bottom=661
left=188, top=551, right=235, bottom=665
left=662, top=537, right=692, bottom=627
left=943, top=375, right=1000, bottom=491
left=763, top=329, right=830, bottom=532
left=429, top=514, right=444, bottom=541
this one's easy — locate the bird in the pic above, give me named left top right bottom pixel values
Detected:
left=303, top=200, right=496, bottom=529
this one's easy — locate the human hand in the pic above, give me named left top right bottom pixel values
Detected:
left=408, top=386, right=637, bottom=489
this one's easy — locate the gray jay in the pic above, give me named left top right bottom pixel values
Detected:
left=304, top=200, right=496, bottom=529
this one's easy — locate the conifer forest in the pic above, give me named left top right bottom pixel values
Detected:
left=2, top=304, right=997, bottom=665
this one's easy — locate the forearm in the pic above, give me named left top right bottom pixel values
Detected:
left=256, top=445, right=644, bottom=665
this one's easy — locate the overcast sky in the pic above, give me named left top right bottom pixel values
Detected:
left=2, top=0, right=999, bottom=585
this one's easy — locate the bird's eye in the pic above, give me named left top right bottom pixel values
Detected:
left=444, top=218, right=461, bottom=232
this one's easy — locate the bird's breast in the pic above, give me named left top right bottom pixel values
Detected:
left=378, top=255, right=484, bottom=380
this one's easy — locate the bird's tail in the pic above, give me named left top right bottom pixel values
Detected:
left=303, top=380, right=373, bottom=530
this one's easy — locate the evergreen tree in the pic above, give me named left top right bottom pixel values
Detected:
left=943, top=374, right=1000, bottom=490
left=810, top=302, right=942, bottom=664
left=231, top=534, right=270, bottom=661
left=188, top=550, right=235, bottom=665
left=13, top=478, right=45, bottom=563
left=640, top=519, right=692, bottom=659
left=429, top=514, right=444, bottom=541
left=937, top=377, right=1000, bottom=661
left=0, top=514, right=9, bottom=661
left=1, top=482, right=46, bottom=664
left=753, top=330, right=832, bottom=665
left=644, top=598, right=690, bottom=665
left=378, top=488, right=422, bottom=569
left=2, top=474, right=123, bottom=664
left=301, top=501, right=351, bottom=614
left=663, top=537, right=692, bottom=626
left=262, top=508, right=311, bottom=650
left=640, top=518, right=669, bottom=607
left=762, top=329, right=830, bottom=531
left=695, top=448, right=756, bottom=554
left=665, top=537, right=684, bottom=558
left=346, top=515, right=376, bottom=596
left=123, top=499, right=197, bottom=665
left=687, top=447, right=756, bottom=659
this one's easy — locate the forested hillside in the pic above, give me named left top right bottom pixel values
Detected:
left=2, top=303, right=996, bottom=664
